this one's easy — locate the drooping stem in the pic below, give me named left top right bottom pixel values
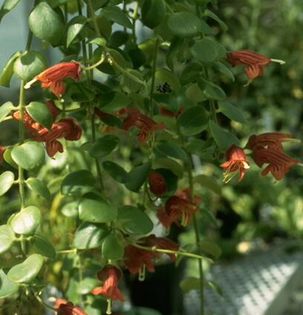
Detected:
left=87, top=0, right=102, bottom=38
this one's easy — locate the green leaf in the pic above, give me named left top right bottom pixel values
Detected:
left=13, top=51, right=46, bottom=82
left=177, top=105, right=208, bottom=136
left=3, top=147, right=18, bottom=168
left=90, top=37, right=107, bottom=47
left=203, top=81, right=226, bottom=101
left=204, top=9, right=228, bottom=32
left=89, top=135, right=119, bottom=158
left=102, top=232, right=124, bottom=260
left=10, top=206, right=41, bottom=235
left=0, top=51, right=21, bottom=87
left=155, top=141, right=188, bottom=162
left=200, top=240, right=221, bottom=259
left=180, top=277, right=200, bottom=293
left=191, top=38, right=225, bottom=63
left=7, top=254, right=44, bottom=283
left=73, top=222, right=108, bottom=249
left=0, top=0, right=21, bottom=22
left=141, top=0, right=166, bottom=29
left=78, top=278, right=99, bottom=295
left=0, top=171, right=14, bottom=196
left=29, top=2, right=64, bottom=45
left=61, top=170, right=95, bottom=196
left=0, top=102, right=15, bottom=122
left=0, top=225, right=15, bottom=254
left=26, top=101, right=53, bottom=129
left=79, top=198, right=117, bottom=223
left=154, top=68, right=180, bottom=92
left=67, top=16, right=86, bottom=47
left=11, top=141, right=45, bottom=170
left=101, top=6, right=132, bottom=29
left=218, top=101, right=246, bottom=123
left=26, top=178, right=51, bottom=201
left=209, top=120, right=240, bottom=150
left=125, top=162, right=151, bottom=192
left=215, top=61, right=235, bottom=82
left=153, top=158, right=183, bottom=178
left=31, top=234, right=56, bottom=259
left=194, top=174, right=221, bottom=195
left=0, top=270, right=19, bottom=299
left=61, top=201, right=79, bottom=218
left=167, top=12, right=201, bottom=37
left=103, top=161, right=128, bottom=183
left=118, top=206, right=153, bottom=235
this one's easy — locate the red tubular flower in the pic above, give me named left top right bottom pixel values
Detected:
left=124, top=235, right=179, bottom=275
left=157, top=189, right=200, bottom=228
left=227, top=50, right=284, bottom=82
left=220, top=145, right=250, bottom=182
left=246, top=132, right=300, bottom=180
left=148, top=171, right=167, bottom=196
left=55, top=298, right=87, bottom=315
left=119, top=108, right=164, bottom=143
left=91, top=266, right=125, bottom=301
left=25, top=62, right=81, bottom=97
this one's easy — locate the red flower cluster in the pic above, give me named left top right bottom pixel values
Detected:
left=55, top=298, right=87, bottom=315
left=157, top=189, right=201, bottom=228
left=119, top=108, right=164, bottom=143
left=220, top=145, right=249, bottom=182
left=25, top=62, right=81, bottom=97
left=124, top=235, right=179, bottom=275
left=13, top=101, right=82, bottom=157
left=247, top=132, right=300, bottom=180
left=91, top=265, right=124, bottom=301
left=148, top=171, right=167, bottom=196
left=227, top=50, right=284, bottom=83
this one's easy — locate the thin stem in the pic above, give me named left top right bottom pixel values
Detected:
left=149, top=38, right=159, bottom=115
left=81, top=54, right=105, bottom=71
left=87, top=0, right=102, bottom=37
left=131, top=1, right=139, bottom=43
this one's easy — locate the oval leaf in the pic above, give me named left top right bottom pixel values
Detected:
left=26, top=177, right=51, bottom=201
left=0, top=51, right=21, bottom=87
left=155, top=141, right=188, bottom=162
left=125, top=162, right=151, bottom=192
left=0, top=171, right=14, bottom=196
left=89, top=135, right=119, bottom=158
left=26, top=101, right=53, bottom=129
left=0, top=102, right=15, bottom=122
left=79, top=198, right=117, bottom=223
left=191, top=38, right=224, bottom=63
left=218, top=101, right=246, bottom=123
left=61, top=170, right=95, bottom=196
left=10, top=206, right=41, bottom=235
left=101, top=6, right=132, bottom=29
left=73, top=222, right=108, bottom=249
left=168, top=12, right=201, bottom=37
left=11, top=141, right=45, bottom=170
left=31, top=234, right=56, bottom=259
left=67, top=16, right=86, bottom=47
left=141, top=0, right=166, bottom=29
left=102, top=232, right=124, bottom=260
left=0, top=270, right=19, bottom=298
left=103, top=161, right=128, bottom=183
left=7, top=254, right=44, bottom=283
left=0, top=225, right=15, bottom=254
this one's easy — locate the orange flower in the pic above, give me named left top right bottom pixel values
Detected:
left=246, top=132, right=300, bottom=180
left=124, top=235, right=178, bottom=276
left=157, top=189, right=200, bottom=228
left=25, top=62, right=81, bottom=97
left=227, top=50, right=284, bottom=82
left=91, top=266, right=124, bottom=301
left=220, top=145, right=249, bottom=182
left=119, top=108, right=164, bottom=143
left=55, top=298, right=87, bottom=315
left=148, top=171, right=167, bottom=196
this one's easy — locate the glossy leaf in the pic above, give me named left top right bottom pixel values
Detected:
left=180, top=277, right=200, bottom=293
left=26, top=178, right=51, bottom=201
left=3, top=147, right=18, bottom=168
left=118, top=206, right=153, bottom=235
left=0, top=102, right=15, bottom=122
left=218, top=101, right=246, bottom=123
left=73, top=222, right=108, bottom=249
left=102, top=232, right=124, bottom=260
left=191, top=38, right=225, bottom=63
left=61, top=201, right=79, bottom=218
left=26, top=101, right=53, bottom=129
left=7, top=254, right=44, bottom=283
left=153, top=158, right=184, bottom=178
left=0, top=171, right=14, bottom=196
left=0, top=51, right=20, bottom=87
left=141, top=0, right=166, bottom=29
left=0, top=270, right=19, bottom=299
left=167, top=12, right=201, bottom=37
left=101, top=6, right=132, bottom=29
left=11, top=141, right=45, bottom=170
left=203, top=81, right=226, bottom=101
left=14, top=51, right=46, bottom=82
left=204, top=9, right=228, bottom=32
left=178, top=106, right=208, bottom=136
left=125, top=162, right=151, bottom=192
left=0, top=225, right=15, bottom=254
left=79, top=198, right=117, bottom=223
left=155, top=141, right=188, bottom=162
left=89, top=135, right=119, bottom=158
left=209, top=120, right=240, bottom=150
left=31, top=234, right=56, bottom=259
left=29, top=2, right=64, bottom=45
left=10, top=206, right=41, bottom=235
left=61, top=170, right=95, bottom=196
left=103, top=161, right=128, bottom=183
left=67, top=16, right=86, bottom=47
left=200, top=240, right=222, bottom=259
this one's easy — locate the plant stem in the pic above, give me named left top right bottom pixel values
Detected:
left=149, top=38, right=159, bottom=115
left=87, top=0, right=102, bottom=37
